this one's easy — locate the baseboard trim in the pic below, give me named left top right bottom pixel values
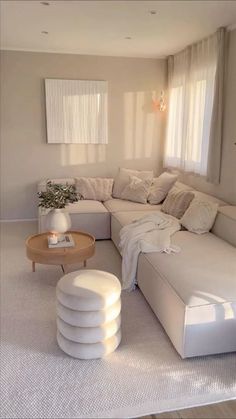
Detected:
left=0, top=218, right=37, bottom=223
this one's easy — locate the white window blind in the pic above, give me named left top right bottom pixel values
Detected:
left=164, top=33, right=218, bottom=176
left=45, top=79, right=108, bottom=144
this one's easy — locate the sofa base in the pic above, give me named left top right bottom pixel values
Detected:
left=137, top=253, right=236, bottom=358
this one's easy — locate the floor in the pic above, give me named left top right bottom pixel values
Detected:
left=1, top=221, right=235, bottom=419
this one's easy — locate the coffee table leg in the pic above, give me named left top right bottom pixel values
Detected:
left=84, top=260, right=87, bottom=267
left=61, top=265, right=68, bottom=274
left=32, top=261, right=35, bottom=272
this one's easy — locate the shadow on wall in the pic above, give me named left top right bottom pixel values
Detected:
left=60, top=90, right=161, bottom=167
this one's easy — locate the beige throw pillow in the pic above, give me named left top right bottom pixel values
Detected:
left=148, top=172, right=178, bottom=205
left=112, top=168, right=153, bottom=199
left=181, top=199, right=218, bottom=234
left=75, top=177, right=113, bottom=201
left=161, top=188, right=194, bottom=219
left=121, top=176, right=152, bottom=204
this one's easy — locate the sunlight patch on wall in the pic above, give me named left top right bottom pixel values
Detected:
left=124, top=91, right=157, bottom=160
left=60, top=144, right=106, bottom=166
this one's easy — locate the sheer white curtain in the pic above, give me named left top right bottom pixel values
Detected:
left=164, top=30, right=223, bottom=177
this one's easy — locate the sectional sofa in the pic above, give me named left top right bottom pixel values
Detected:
left=38, top=178, right=236, bottom=359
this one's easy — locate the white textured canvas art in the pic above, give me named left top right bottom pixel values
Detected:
left=45, top=79, right=108, bottom=144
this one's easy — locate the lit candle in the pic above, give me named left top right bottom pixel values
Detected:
left=49, top=234, right=58, bottom=245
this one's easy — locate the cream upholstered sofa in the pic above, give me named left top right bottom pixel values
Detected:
left=38, top=178, right=236, bottom=359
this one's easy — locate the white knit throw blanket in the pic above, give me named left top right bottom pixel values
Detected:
left=119, top=212, right=181, bottom=291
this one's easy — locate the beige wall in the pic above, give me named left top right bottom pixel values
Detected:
left=1, top=31, right=235, bottom=221
left=0, top=51, right=166, bottom=219
left=178, top=29, right=236, bottom=205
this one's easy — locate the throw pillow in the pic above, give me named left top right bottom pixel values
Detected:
left=180, top=199, right=218, bottom=234
left=112, top=168, right=153, bottom=199
left=148, top=172, right=178, bottom=204
left=75, top=177, right=114, bottom=201
left=121, top=175, right=152, bottom=204
left=161, top=187, right=194, bottom=219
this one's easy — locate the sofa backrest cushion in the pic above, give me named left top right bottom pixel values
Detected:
left=174, top=181, right=193, bottom=192
left=212, top=206, right=236, bottom=247
left=193, top=191, right=226, bottom=207
left=112, top=168, right=153, bottom=199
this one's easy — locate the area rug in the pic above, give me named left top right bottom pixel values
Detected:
left=1, top=222, right=236, bottom=418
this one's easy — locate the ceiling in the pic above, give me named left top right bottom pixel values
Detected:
left=1, top=0, right=236, bottom=58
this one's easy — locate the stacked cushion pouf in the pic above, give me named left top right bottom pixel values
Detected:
left=56, top=270, right=121, bottom=359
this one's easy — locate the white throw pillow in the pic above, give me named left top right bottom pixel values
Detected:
left=112, top=168, right=153, bottom=199
left=181, top=199, right=219, bottom=234
left=75, top=177, right=114, bottom=201
left=121, top=176, right=152, bottom=204
left=161, top=187, right=194, bottom=219
left=148, top=172, right=178, bottom=205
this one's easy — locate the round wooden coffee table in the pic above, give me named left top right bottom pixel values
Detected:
left=26, top=231, right=95, bottom=273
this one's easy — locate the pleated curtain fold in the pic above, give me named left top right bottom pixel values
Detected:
left=164, top=28, right=226, bottom=184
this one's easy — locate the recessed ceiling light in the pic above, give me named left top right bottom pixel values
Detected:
left=40, top=1, right=50, bottom=5
left=125, top=36, right=132, bottom=40
left=149, top=10, right=157, bottom=15
left=41, top=31, right=49, bottom=35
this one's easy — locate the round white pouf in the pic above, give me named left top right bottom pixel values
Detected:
left=57, top=299, right=121, bottom=327
left=57, top=329, right=121, bottom=360
left=56, top=270, right=121, bottom=359
left=57, top=315, right=121, bottom=343
left=56, top=270, right=121, bottom=311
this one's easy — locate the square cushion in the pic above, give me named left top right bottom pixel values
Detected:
left=162, top=188, right=194, bottom=219
left=181, top=199, right=218, bottom=234
left=112, top=168, right=153, bottom=199
left=75, top=177, right=113, bottom=201
left=121, top=176, right=152, bottom=204
left=148, top=172, right=178, bottom=204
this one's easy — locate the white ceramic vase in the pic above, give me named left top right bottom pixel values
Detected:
left=46, top=209, right=71, bottom=234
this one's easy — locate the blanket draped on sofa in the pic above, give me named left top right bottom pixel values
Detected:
left=119, top=213, right=181, bottom=290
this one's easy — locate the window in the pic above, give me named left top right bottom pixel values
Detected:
left=45, top=79, right=108, bottom=144
left=164, top=34, right=218, bottom=176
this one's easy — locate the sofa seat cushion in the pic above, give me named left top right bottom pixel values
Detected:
left=141, top=231, right=236, bottom=307
left=104, top=199, right=159, bottom=213
left=137, top=231, right=236, bottom=357
left=212, top=206, right=236, bottom=247
left=111, top=209, right=161, bottom=250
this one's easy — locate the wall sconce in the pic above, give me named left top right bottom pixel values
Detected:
left=152, top=90, right=166, bottom=112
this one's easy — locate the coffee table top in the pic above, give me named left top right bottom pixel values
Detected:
left=26, top=231, right=95, bottom=266
left=26, top=231, right=95, bottom=255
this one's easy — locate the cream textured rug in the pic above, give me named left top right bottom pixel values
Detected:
left=1, top=222, right=236, bottom=419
